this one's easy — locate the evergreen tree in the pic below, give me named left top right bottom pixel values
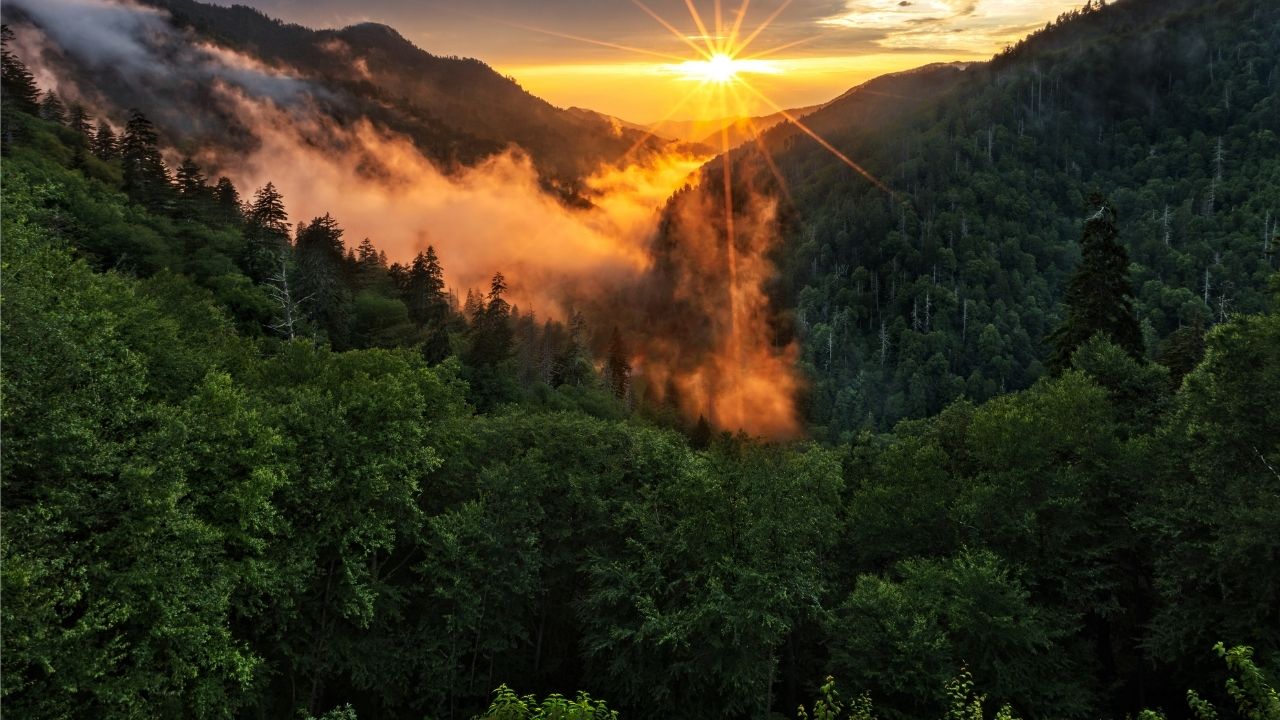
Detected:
left=1, top=25, right=40, bottom=114
left=175, top=157, right=207, bottom=197
left=38, top=91, right=67, bottom=125
left=405, top=247, right=447, bottom=326
left=244, top=182, right=290, bottom=281
left=295, top=213, right=352, bottom=347
left=605, top=327, right=631, bottom=401
left=406, top=246, right=452, bottom=364
left=212, top=176, right=242, bottom=224
left=552, top=310, right=595, bottom=387
left=92, top=120, right=119, bottom=160
left=120, top=110, right=171, bottom=210
left=66, top=103, right=92, bottom=141
left=1048, top=194, right=1144, bottom=372
left=463, top=272, right=516, bottom=408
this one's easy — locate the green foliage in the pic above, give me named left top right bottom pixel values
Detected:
left=769, top=0, right=1280, bottom=436
left=479, top=685, right=617, bottom=720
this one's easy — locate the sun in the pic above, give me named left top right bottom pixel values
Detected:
left=674, top=52, right=781, bottom=84
left=704, top=53, right=740, bottom=82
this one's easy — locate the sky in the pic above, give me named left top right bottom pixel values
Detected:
left=207, top=0, right=1086, bottom=123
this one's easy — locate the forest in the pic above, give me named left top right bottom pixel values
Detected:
left=2, top=1, right=1279, bottom=719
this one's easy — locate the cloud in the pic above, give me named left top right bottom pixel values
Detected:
left=13, top=0, right=806, bottom=437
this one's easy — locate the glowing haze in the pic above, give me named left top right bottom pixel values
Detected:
left=206, top=0, right=1086, bottom=122
left=10, top=0, right=1081, bottom=438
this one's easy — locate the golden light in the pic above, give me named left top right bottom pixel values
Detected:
left=673, top=52, right=781, bottom=83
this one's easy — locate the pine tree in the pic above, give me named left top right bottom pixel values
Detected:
left=66, top=103, right=92, bottom=141
left=294, top=214, right=351, bottom=347
left=244, top=182, right=290, bottom=281
left=120, top=110, right=171, bottom=210
left=552, top=310, right=595, bottom=387
left=1048, top=193, right=1144, bottom=372
left=605, top=327, right=632, bottom=401
left=405, top=247, right=446, bottom=325
left=92, top=121, right=119, bottom=160
left=1, top=25, right=41, bottom=114
left=38, top=91, right=67, bottom=125
left=212, top=177, right=242, bottom=224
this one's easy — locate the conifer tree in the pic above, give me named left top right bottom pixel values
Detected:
left=605, top=327, right=632, bottom=401
left=294, top=214, right=351, bottom=346
left=1, top=25, right=40, bottom=114
left=38, top=91, right=67, bottom=125
left=553, top=310, right=595, bottom=387
left=1048, top=193, right=1143, bottom=372
left=212, top=177, right=242, bottom=224
left=66, top=103, right=92, bottom=141
left=244, top=182, right=290, bottom=281
left=120, top=110, right=171, bottom=210
left=92, top=120, right=119, bottom=160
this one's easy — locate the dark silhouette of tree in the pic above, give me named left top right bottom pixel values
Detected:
left=66, top=103, right=92, bottom=141
left=92, top=120, right=119, bottom=160
left=552, top=310, right=594, bottom=387
left=1048, top=194, right=1143, bottom=372
left=38, top=91, right=67, bottom=125
left=294, top=214, right=351, bottom=347
left=212, top=176, right=242, bottom=225
left=120, top=110, right=171, bottom=210
left=464, top=272, right=516, bottom=408
left=690, top=415, right=713, bottom=449
left=1, top=25, right=40, bottom=115
left=244, top=182, right=290, bottom=281
left=605, top=327, right=631, bottom=401
left=405, top=246, right=452, bottom=364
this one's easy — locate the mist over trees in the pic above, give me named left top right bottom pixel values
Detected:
left=2, top=2, right=1279, bottom=720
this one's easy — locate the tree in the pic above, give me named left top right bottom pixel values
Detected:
left=552, top=310, right=595, bottom=388
left=212, top=176, right=242, bottom=224
left=406, top=246, right=452, bottom=364
left=38, top=90, right=67, bottom=125
left=294, top=214, right=352, bottom=346
left=120, top=109, right=171, bottom=210
left=66, top=103, right=92, bottom=140
left=92, top=120, right=119, bottom=160
left=464, top=272, right=517, bottom=408
left=244, top=182, right=291, bottom=281
left=1048, top=194, right=1143, bottom=372
left=174, top=156, right=209, bottom=220
left=1, top=25, right=40, bottom=114
left=604, top=327, right=631, bottom=401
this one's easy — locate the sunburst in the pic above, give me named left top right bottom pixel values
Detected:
left=513, top=0, right=895, bottom=424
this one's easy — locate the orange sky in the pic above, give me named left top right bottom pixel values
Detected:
left=211, top=0, right=1088, bottom=123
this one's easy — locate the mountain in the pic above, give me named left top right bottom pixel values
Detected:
left=732, top=0, right=1280, bottom=437
left=5, top=0, right=672, bottom=186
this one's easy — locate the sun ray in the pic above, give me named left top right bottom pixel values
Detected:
left=716, top=82, right=745, bottom=426
left=618, top=80, right=712, bottom=163
left=740, top=33, right=821, bottom=61
left=682, top=0, right=719, bottom=56
left=726, top=0, right=752, bottom=55
left=631, top=0, right=713, bottom=59
left=734, top=0, right=794, bottom=56
left=506, top=21, right=693, bottom=63
left=737, top=80, right=896, bottom=197
left=726, top=80, right=795, bottom=206
left=714, top=0, right=725, bottom=51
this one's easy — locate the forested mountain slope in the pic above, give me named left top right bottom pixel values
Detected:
left=3, top=3, right=1279, bottom=720
left=748, top=0, right=1280, bottom=437
left=5, top=0, right=669, bottom=185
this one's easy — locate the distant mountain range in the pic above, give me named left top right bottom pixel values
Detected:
left=6, top=0, right=675, bottom=189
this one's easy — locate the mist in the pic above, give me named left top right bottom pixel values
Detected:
left=9, top=0, right=804, bottom=438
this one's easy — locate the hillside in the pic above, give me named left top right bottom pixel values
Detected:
left=2, top=2, right=1279, bottom=720
left=734, top=0, right=1280, bottom=437
left=4, top=0, right=671, bottom=185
